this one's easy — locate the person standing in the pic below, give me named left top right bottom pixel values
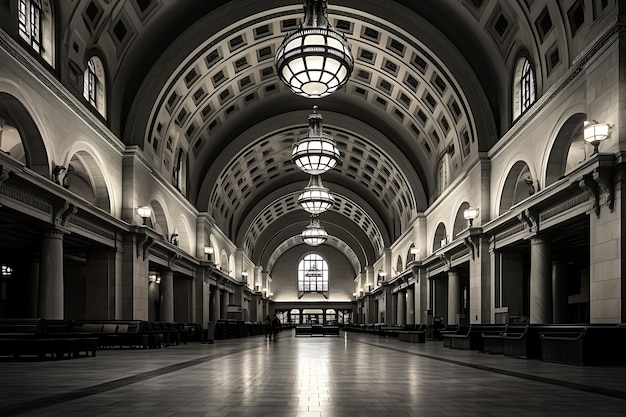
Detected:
left=271, top=314, right=280, bottom=341
left=264, top=315, right=272, bottom=340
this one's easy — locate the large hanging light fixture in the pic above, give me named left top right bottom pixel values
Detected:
left=292, top=106, right=340, bottom=175
left=298, top=175, right=335, bottom=214
left=274, top=0, right=354, bottom=98
left=301, top=216, right=328, bottom=246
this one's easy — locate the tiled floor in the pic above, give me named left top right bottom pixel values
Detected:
left=1, top=330, right=626, bottom=417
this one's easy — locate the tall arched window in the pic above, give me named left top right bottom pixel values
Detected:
left=18, top=0, right=54, bottom=65
left=436, top=153, right=449, bottom=197
left=83, top=56, right=106, bottom=118
left=298, top=253, right=329, bottom=298
left=174, top=148, right=187, bottom=194
left=513, top=57, right=536, bottom=119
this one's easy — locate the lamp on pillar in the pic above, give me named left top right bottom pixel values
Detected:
left=137, top=206, right=152, bottom=226
left=242, top=270, right=248, bottom=282
left=377, top=269, right=386, bottom=283
left=583, top=120, right=612, bottom=155
left=203, top=246, right=214, bottom=262
left=463, top=206, right=479, bottom=227
left=410, top=246, right=421, bottom=261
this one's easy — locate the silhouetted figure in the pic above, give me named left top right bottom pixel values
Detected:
left=271, top=314, right=280, bottom=341
left=264, top=315, right=272, bottom=340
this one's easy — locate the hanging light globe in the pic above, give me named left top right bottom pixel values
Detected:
left=298, top=175, right=335, bottom=215
left=292, top=106, right=340, bottom=175
left=274, top=0, right=354, bottom=98
left=301, top=216, right=328, bottom=246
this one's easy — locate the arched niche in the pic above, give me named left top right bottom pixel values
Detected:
left=395, top=255, right=403, bottom=274
left=149, top=200, right=169, bottom=239
left=452, top=201, right=470, bottom=238
left=172, top=215, right=192, bottom=254
left=545, top=113, right=587, bottom=186
left=433, top=222, right=448, bottom=252
left=0, top=92, right=48, bottom=176
left=64, top=150, right=111, bottom=213
left=499, top=161, right=534, bottom=215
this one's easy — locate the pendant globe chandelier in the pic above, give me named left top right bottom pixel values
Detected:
left=292, top=106, right=340, bottom=175
left=298, top=175, right=335, bottom=215
left=274, top=0, right=354, bottom=98
left=301, top=216, right=328, bottom=246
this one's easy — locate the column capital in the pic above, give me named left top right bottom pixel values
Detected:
left=42, top=228, right=65, bottom=240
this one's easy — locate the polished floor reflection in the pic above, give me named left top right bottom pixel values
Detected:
left=1, top=330, right=626, bottom=416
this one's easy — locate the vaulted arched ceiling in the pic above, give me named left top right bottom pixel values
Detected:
left=61, top=0, right=555, bottom=275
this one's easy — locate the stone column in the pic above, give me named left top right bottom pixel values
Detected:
left=299, top=308, right=303, bottom=324
left=38, top=229, right=64, bottom=319
left=447, top=270, right=461, bottom=325
left=160, top=270, right=174, bottom=323
left=220, top=291, right=229, bottom=318
left=397, top=291, right=406, bottom=326
left=530, top=236, right=552, bottom=323
left=391, top=292, right=397, bottom=324
left=322, top=309, right=327, bottom=324
left=406, top=288, right=415, bottom=325
left=212, top=286, right=221, bottom=322
left=552, top=261, right=569, bottom=324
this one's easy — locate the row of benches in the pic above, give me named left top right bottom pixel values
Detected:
left=441, top=323, right=626, bottom=365
left=294, top=325, right=340, bottom=337
left=0, top=318, right=210, bottom=360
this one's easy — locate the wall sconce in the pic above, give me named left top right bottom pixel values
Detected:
left=255, top=282, right=262, bottom=291
left=242, top=271, right=248, bottom=281
left=378, top=270, right=386, bottom=282
left=352, top=292, right=357, bottom=298
left=137, top=206, right=152, bottom=225
left=464, top=206, right=479, bottom=227
left=148, top=271, right=160, bottom=284
left=584, top=120, right=612, bottom=155
left=410, top=246, right=421, bottom=261
left=203, top=246, right=213, bottom=261
left=170, top=233, right=179, bottom=246
left=1, top=264, right=13, bottom=278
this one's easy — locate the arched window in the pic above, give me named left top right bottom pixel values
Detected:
left=297, top=253, right=329, bottom=298
left=513, top=57, right=536, bottom=119
left=18, top=0, right=54, bottom=65
left=83, top=56, right=106, bottom=118
left=436, top=153, right=449, bottom=197
left=174, top=148, right=187, bottom=194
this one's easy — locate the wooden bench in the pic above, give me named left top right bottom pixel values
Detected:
left=446, top=324, right=507, bottom=351
left=503, top=324, right=584, bottom=359
left=378, top=326, right=404, bottom=338
left=398, top=331, right=425, bottom=343
left=0, top=318, right=81, bottom=360
left=540, top=325, right=626, bottom=365
left=441, top=324, right=467, bottom=347
left=72, top=320, right=150, bottom=349
left=45, top=319, right=98, bottom=357
left=295, top=325, right=340, bottom=337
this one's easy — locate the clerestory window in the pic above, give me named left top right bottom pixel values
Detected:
left=83, top=57, right=107, bottom=118
left=297, top=253, right=329, bottom=298
left=18, top=0, right=54, bottom=65
left=513, top=57, right=536, bottom=119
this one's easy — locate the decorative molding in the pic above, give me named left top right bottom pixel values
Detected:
left=579, top=174, right=599, bottom=216
left=0, top=164, right=9, bottom=187
left=137, top=233, right=154, bottom=261
left=593, top=168, right=613, bottom=212
left=539, top=192, right=588, bottom=222
left=54, top=201, right=77, bottom=228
